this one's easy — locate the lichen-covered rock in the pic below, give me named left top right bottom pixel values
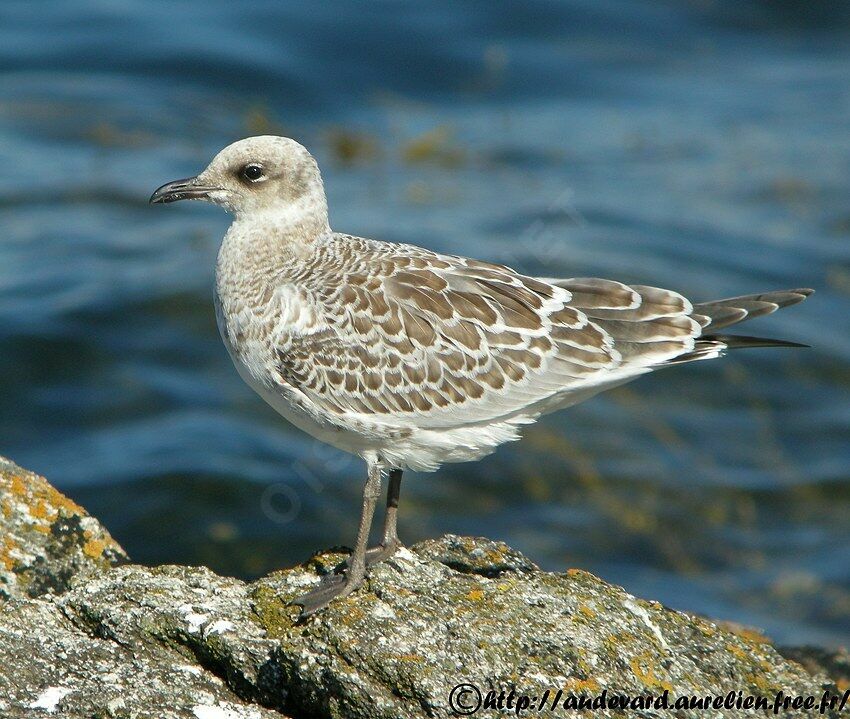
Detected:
left=778, top=646, right=850, bottom=693
left=1, top=537, right=843, bottom=718
left=0, top=457, right=843, bottom=718
left=0, top=591, right=285, bottom=719
left=0, top=456, right=127, bottom=600
left=249, top=538, right=842, bottom=718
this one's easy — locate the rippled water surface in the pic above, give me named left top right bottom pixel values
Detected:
left=0, top=1, right=848, bottom=646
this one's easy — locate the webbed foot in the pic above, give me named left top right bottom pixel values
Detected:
left=291, top=541, right=402, bottom=617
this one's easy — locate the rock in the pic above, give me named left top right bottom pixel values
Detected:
left=0, top=457, right=286, bottom=719
left=778, top=646, right=850, bottom=693
left=0, top=590, right=285, bottom=719
left=0, top=456, right=127, bottom=600
left=0, top=456, right=845, bottom=718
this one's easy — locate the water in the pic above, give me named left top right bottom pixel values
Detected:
left=0, top=1, right=848, bottom=647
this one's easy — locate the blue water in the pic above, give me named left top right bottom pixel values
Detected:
left=0, top=1, right=848, bottom=647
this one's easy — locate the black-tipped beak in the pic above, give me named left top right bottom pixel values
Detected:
left=149, top=176, right=219, bottom=204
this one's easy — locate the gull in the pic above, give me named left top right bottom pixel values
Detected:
left=150, top=135, right=813, bottom=615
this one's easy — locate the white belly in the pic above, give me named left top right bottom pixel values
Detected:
left=214, top=297, right=371, bottom=458
left=227, top=352, right=529, bottom=472
left=219, top=323, right=528, bottom=471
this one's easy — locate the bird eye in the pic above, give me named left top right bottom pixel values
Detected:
left=241, top=164, right=265, bottom=182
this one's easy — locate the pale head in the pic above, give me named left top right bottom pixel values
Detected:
left=150, top=136, right=329, bottom=229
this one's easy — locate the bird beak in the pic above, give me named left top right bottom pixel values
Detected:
left=149, top=176, right=220, bottom=204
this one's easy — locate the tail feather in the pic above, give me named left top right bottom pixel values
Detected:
left=666, top=289, right=813, bottom=365
left=705, top=333, right=810, bottom=350
left=693, top=288, right=813, bottom=330
left=547, top=278, right=813, bottom=368
left=665, top=334, right=810, bottom=365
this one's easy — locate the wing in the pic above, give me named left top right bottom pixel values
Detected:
left=272, top=238, right=704, bottom=430
left=544, top=277, right=712, bottom=363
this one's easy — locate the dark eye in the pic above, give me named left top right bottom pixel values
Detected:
left=241, top=164, right=264, bottom=182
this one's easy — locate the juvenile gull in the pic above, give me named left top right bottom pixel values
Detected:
left=150, top=136, right=813, bottom=615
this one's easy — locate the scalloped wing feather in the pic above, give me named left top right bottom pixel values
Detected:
left=269, top=238, right=710, bottom=431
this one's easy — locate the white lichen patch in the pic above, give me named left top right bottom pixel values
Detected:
left=370, top=602, right=397, bottom=620
left=106, top=697, right=126, bottom=714
left=192, top=701, right=264, bottom=719
left=393, top=546, right=417, bottom=563
left=179, top=603, right=211, bottom=633
left=206, top=619, right=236, bottom=635
left=28, top=686, right=73, bottom=712
left=177, top=664, right=205, bottom=676
left=185, top=612, right=209, bottom=633
left=624, top=597, right=670, bottom=652
left=286, top=571, right=324, bottom=588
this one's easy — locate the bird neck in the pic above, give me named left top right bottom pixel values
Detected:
left=218, top=200, right=330, bottom=292
left=231, top=194, right=330, bottom=246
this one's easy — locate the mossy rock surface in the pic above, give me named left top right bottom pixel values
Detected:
left=0, top=455, right=843, bottom=718
left=0, top=456, right=127, bottom=600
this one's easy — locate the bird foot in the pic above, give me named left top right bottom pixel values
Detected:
left=291, top=541, right=402, bottom=618
left=349, top=539, right=402, bottom=570
left=291, top=572, right=362, bottom=617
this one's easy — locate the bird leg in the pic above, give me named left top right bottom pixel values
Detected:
left=363, top=468, right=403, bottom=565
left=381, top=468, right=404, bottom=549
left=323, top=468, right=405, bottom=577
left=292, top=460, right=382, bottom=617
left=337, top=467, right=404, bottom=572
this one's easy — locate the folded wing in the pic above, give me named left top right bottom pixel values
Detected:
left=273, top=238, right=810, bottom=429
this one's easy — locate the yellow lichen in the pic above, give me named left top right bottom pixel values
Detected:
left=565, top=677, right=600, bottom=693
left=578, top=605, right=596, bottom=620
left=395, top=654, right=425, bottom=663
left=629, top=652, right=673, bottom=692
left=250, top=583, right=298, bottom=638
left=83, top=538, right=107, bottom=559
left=749, top=672, right=774, bottom=693
left=726, top=643, right=750, bottom=662
left=485, top=549, right=506, bottom=564
left=3, top=468, right=85, bottom=517
left=44, top=483, right=84, bottom=515
left=9, top=473, right=27, bottom=498
left=466, top=589, right=484, bottom=602
left=337, top=600, right=367, bottom=625
left=29, top=498, right=57, bottom=522
left=740, top=628, right=771, bottom=645
left=1, top=537, right=18, bottom=570
left=389, top=586, right=414, bottom=597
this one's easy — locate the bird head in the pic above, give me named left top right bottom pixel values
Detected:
left=150, top=136, right=329, bottom=226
